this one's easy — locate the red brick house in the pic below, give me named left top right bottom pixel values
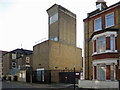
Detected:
left=84, top=0, right=120, bottom=81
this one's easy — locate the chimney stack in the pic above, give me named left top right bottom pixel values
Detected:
left=96, top=0, right=107, bottom=10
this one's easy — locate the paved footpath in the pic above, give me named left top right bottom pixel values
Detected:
left=1, top=81, right=118, bottom=90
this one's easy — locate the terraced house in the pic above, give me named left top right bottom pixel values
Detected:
left=84, top=0, right=120, bottom=81
left=2, top=49, right=33, bottom=81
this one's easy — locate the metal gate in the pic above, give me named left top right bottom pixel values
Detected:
left=59, top=72, right=79, bottom=84
left=32, top=70, right=51, bottom=83
left=26, top=71, right=31, bottom=82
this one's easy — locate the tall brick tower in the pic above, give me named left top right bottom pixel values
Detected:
left=47, top=4, right=76, bottom=46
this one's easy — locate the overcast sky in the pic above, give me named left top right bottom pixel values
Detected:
left=0, top=0, right=119, bottom=52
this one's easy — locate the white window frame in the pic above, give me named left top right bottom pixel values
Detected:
left=105, top=12, right=114, bottom=28
left=92, top=31, right=117, bottom=55
left=96, top=36, right=106, bottom=53
left=12, top=62, right=16, bottom=68
left=93, top=40, right=94, bottom=53
left=110, top=64, right=115, bottom=80
left=26, top=57, right=30, bottom=63
left=94, top=17, right=102, bottom=31
left=110, top=35, right=115, bottom=52
left=25, top=65, right=30, bottom=67
left=93, top=39, right=97, bottom=54
left=12, top=53, right=16, bottom=59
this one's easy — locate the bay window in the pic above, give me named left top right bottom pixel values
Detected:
left=110, top=35, right=115, bottom=51
left=93, top=34, right=116, bottom=54
left=97, top=36, right=106, bottom=53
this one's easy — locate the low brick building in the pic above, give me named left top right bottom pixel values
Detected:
left=33, top=40, right=82, bottom=71
left=33, top=4, right=82, bottom=83
left=33, top=40, right=82, bottom=82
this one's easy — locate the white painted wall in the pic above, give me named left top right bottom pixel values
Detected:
left=78, top=80, right=118, bottom=89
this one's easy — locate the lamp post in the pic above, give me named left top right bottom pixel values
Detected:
left=73, top=65, right=75, bottom=90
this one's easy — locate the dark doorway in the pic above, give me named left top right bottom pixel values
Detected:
left=14, top=76, right=17, bottom=81
left=59, top=72, right=79, bottom=84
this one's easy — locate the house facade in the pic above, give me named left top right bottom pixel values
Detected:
left=17, top=53, right=33, bottom=82
left=0, top=51, right=7, bottom=79
left=84, top=0, right=120, bottom=81
left=3, top=49, right=33, bottom=81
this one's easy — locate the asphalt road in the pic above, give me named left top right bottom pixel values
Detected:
left=1, top=81, right=78, bottom=90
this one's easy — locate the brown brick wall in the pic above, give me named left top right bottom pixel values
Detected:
left=33, top=40, right=82, bottom=82
left=106, top=37, right=110, bottom=50
left=33, top=40, right=82, bottom=71
left=59, top=10, right=76, bottom=46
left=92, top=53, right=118, bottom=60
left=116, top=65, right=118, bottom=80
left=106, top=65, right=110, bottom=80
left=3, top=53, right=10, bottom=75
left=94, top=40, right=96, bottom=52
left=33, top=41, right=49, bottom=70
left=49, top=40, right=82, bottom=71
left=84, top=20, right=94, bottom=80
left=18, top=54, right=33, bottom=69
left=94, top=66, right=96, bottom=80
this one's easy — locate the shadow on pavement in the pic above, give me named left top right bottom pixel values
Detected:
left=1, top=88, right=118, bottom=90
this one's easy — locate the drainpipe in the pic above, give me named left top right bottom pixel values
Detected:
left=87, top=14, right=90, bottom=80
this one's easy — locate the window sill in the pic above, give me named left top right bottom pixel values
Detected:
left=105, top=24, right=114, bottom=29
left=92, top=50, right=118, bottom=56
left=94, top=29, right=102, bottom=32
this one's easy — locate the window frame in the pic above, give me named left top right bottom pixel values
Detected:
left=12, top=53, right=16, bottom=59
left=93, top=40, right=94, bottom=53
left=92, top=31, right=117, bottom=55
left=50, top=36, right=58, bottom=42
left=12, top=62, right=16, bottom=68
left=110, top=35, right=115, bottom=52
left=93, top=39, right=97, bottom=53
left=96, top=36, right=106, bottom=53
left=50, top=13, right=58, bottom=24
left=26, top=57, right=30, bottom=63
left=94, top=17, right=102, bottom=31
left=105, top=12, right=114, bottom=28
